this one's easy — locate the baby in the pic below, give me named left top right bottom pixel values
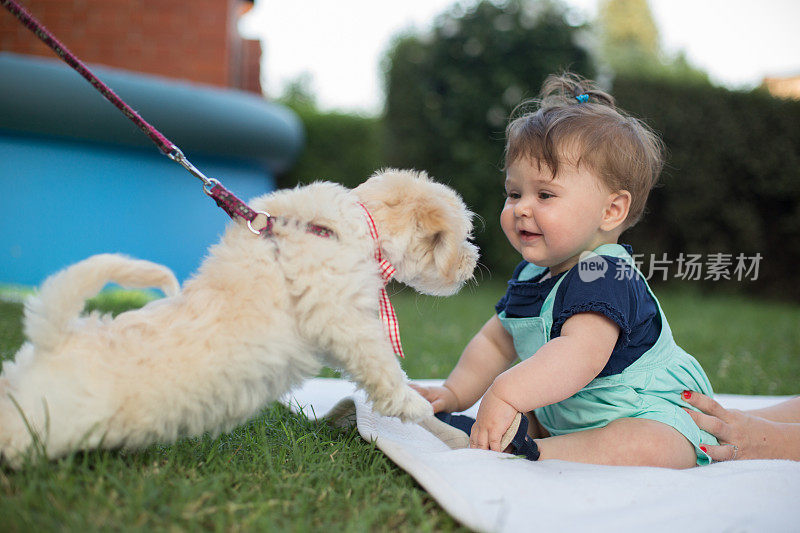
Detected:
left=413, top=73, right=717, bottom=468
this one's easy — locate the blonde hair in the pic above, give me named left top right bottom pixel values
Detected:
left=505, top=72, right=665, bottom=228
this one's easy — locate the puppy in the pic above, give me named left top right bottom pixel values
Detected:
left=0, top=169, right=478, bottom=467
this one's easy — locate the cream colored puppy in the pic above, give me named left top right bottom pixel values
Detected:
left=0, top=169, right=478, bottom=467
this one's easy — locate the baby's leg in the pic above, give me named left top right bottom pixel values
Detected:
left=525, top=411, right=550, bottom=439
left=535, top=418, right=696, bottom=469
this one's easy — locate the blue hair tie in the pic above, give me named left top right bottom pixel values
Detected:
left=575, top=93, right=589, bottom=103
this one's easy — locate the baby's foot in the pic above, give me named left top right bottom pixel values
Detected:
left=503, top=412, right=540, bottom=461
left=423, top=412, right=540, bottom=461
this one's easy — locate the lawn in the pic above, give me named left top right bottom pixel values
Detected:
left=1, top=283, right=798, bottom=531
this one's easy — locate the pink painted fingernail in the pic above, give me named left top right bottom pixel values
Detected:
left=682, top=391, right=692, bottom=400
left=700, top=445, right=708, bottom=453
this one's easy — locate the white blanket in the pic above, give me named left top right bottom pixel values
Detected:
left=285, top=378, right=800, bottom=533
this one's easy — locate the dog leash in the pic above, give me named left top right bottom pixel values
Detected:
left=0, top=0, right=268, bottom=232
left=2, top=0, right=404, bottom=357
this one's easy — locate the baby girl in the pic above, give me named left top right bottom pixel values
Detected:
left=413, top=73, right=717, bottom=468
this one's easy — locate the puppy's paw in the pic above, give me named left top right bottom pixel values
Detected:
left=372, top=386, right=433, bottom=422
left=0, top=447, right=25, bottom=470
left=398, top=389, right=435, bottom=422
left=0, top=425, right=30, bottom=470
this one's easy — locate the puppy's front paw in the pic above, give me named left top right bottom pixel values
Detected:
left=398, top=389, right=435, bottom=422
left=372, top=386, right=433, bottom=422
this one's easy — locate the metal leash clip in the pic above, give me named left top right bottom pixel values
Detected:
left=168, top=148, right=219, bottom=195
left=247, top=212, right=272, bottom=235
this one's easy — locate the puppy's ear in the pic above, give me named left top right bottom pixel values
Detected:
left=415, top=200, right=447, bottom=235
left=417, top=204, right=460, bottom=271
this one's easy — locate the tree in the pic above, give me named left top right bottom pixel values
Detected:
left=277, top=74, right=386, bottom=189
left=383, top=0, right=594, bottom=273
left=598, top=0, right=708, bottom=83
left=599, top=0, right=660, bottom=72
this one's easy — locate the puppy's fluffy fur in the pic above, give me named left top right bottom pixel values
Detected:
left=0, top=169, right=478, bottom=467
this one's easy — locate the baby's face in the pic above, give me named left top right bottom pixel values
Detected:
left=501, top=157, right=614, bottom=274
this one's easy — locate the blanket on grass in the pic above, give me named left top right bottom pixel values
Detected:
left=285, top=378, right=800, bottom=533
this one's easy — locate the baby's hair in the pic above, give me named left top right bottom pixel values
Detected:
left=505, top=72, right=665, bottom=229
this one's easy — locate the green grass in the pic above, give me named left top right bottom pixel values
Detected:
left=1, top=284, right=799, bottom=531
left=0, top=401, right=453, bottom=531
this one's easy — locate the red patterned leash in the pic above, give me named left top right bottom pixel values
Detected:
left=0, top=0, right=259, bottom=230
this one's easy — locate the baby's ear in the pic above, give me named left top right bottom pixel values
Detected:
left=601, top=190, right=631, bottom=232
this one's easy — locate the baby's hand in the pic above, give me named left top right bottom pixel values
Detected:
left=470, top=386, right=519, bottom=452
left=408, top=383, right=459, bottom=413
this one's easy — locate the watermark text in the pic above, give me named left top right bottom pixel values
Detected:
left=577, top=252, right=763, bottom=282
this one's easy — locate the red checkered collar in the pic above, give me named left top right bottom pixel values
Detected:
left=358, top=203, right=404, bottom=358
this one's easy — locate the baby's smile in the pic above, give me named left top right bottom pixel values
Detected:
left=518, top=229, right=542, bottom=242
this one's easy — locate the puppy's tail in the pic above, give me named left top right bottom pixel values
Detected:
left=23, top=254, right=180, bottom=351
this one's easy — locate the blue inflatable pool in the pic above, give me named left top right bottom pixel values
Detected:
left=0, top=52, right=304, bottom=285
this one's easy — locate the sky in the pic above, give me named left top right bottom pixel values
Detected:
left=240, top=0, right=800, bottom=114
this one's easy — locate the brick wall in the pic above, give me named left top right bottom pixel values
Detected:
left=0, top=0, right=261, bottom=93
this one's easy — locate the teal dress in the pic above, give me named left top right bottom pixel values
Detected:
left=497, top=244, right=718, bottom=465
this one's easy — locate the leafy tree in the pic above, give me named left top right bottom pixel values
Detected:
left=598, top=0, right=659, bottom=70
left=383, top=0, right=594, bottom=273
left=598, top=0, right=708, bottom=83
left=277, top=73, right=318, bottom=114
left=615, top=76, right=800, bottom=299
left=277, top=75, right=386, bottom=189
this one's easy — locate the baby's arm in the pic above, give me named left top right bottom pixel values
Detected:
left=470, top=312, right=619, bottom=451
left=412, top=315, right=517, bottom=413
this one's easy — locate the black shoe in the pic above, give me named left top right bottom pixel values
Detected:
left=434, top=411, right=540, bottom=461
left=434, top=411, right=476, bottom=434
left=508, top=414, right=540, bottom=461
